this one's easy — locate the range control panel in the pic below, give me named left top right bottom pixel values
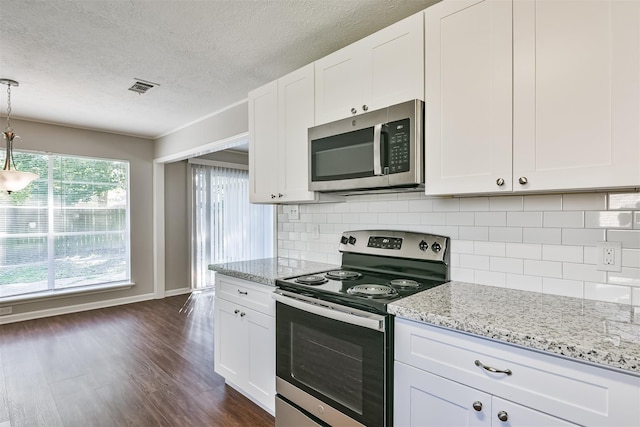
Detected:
left=339, top=230, right=449, bottom=262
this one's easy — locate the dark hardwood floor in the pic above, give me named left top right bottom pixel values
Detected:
left=0, top=294, right=275, bottom=427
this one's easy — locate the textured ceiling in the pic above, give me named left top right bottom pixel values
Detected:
left=0, top=0, right=438, bottom=139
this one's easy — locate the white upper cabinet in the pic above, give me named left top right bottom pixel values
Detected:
left=426, top=0, right=640, bottom=196
left=424, top=0, right=513, bottom=195
left=249, top=64, right=316, bottom=203
left=315, top=12, right=424, bottom=125
left=513, top=0, right=640, bottom=192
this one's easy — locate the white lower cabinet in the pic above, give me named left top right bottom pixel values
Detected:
left=214, top=275, right=275, bottom=414
left=394, top=318, right=640, bottom=427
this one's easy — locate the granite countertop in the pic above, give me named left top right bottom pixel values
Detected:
left=208, top=257, right=339, bottom=286
left=388, top=281, right=640, bottom=375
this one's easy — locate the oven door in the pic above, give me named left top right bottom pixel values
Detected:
left=273, top=290, right=390, bottom=427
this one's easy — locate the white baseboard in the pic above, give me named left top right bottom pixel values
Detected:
left=164, top=287, right=192, bottom=297
left=0, top=292, right=156, bottom=325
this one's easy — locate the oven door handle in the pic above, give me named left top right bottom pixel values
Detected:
left=272, top=290, right=386, bottom=332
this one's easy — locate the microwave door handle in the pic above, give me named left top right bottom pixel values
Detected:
left=373, top=123, right=383, bottom=176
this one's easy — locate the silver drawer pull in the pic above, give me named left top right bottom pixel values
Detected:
left=475, top=359, right=512, bottom=376
left=237, top=290, right=248, bottom=295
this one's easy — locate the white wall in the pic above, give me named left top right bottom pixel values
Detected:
left=277, top=191, right=640, bottom=306
left=2, top=119, right=155, bottom=319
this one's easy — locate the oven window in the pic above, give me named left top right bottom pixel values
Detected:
left=291, top=324, right=363, bottom=413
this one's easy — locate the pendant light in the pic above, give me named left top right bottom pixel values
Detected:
left=0, top=78, right=38, bottom=193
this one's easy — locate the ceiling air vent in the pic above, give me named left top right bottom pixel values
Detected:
left=128, top=78, right=159, bottom=94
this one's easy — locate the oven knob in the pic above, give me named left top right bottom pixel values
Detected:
left=317, top=404, right=325, bottom=415
left=419, top=240, right=429, bottom=251
left=340, top=236, right=349, bottom=245
left=431, top=242, right=442, bottom=253
left=348, top=236, right=357, bottom=245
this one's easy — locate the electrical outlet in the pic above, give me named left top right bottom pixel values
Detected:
left=596, top=242, right=622, bottom=272
left=0, top=306, right=12, bottom=315
left=288, top=205, right=300, bottom=221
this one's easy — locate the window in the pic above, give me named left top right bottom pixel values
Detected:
left=191, top=161, right=273, bottom=289
left=0, top=150, right=130, bottom=299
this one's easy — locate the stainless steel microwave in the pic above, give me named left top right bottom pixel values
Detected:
left=308, top=99, right=424, bottom=193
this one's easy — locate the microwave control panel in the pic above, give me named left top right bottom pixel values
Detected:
left=387, top=118, right=411, bottom=174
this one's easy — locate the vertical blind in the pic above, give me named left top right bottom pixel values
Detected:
left=191, top=162, right=273, bottom=289
left=0, top=151, right=130, bottom=299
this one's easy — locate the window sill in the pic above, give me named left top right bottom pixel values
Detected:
left=0, top=282, right=135, bottom=306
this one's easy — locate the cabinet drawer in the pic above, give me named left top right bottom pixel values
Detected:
left=217, top=275, right=275, bottom=316
left=395, top=318, right=640, bottom=426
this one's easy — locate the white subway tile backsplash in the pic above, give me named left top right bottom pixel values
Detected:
left=489, top=227, right=522, bottom=243
left=277, top=191, right=640, bottom=305
left=459, top=254, right=490, bottom=270
left=622, top=249, right=640, bottom=268
left=474, top=270, right=506, bottom=287
left=563, top=262, right=607, bottom=282
left=459, top=197, right=489, bottom=212
left=543, top=211, right=584, bottom=228
left=507, top=212, right=543, bottom=227
left=506, top=274, right=543, bottom=292
left=451, top=240, right=475, bottom=255
left=608, top=268, right=640, bottom=287
left=475, top=212, right=507, bottom=226
left=542, top=278, right=584, bottom=298
left=524, top=260, right=563, bottom=278
left=562, top=229, right=606, bottom=246
left=584, top=211, right=633, bottom=229
left=542, top=245, right=583, bottom=263
left=524, top=195, right=562, bottom=211
left=490, top=196, right=523, bottom=211
left=474, top=241, right=506, bottom=257
left=609, top=192, right=640, bottom=210
left=459, top=226, right=489, bottom=241
left=490, top=257, right=523, bottom=274
left=562, top=193, right=607, bottom=211
left=584, top=282, right=631, bottom=304
left=505, top=243, right=542, bottom=260
left=607, top=230, right=640, bottom=249
left=446, top=212, right=475, bottom=226
left=523, top=228, right=562, bottom=244
left=451, top=267, right=475, bottom=282
left=432, top=198, right=460, bottom=212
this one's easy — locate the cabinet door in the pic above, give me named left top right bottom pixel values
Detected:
left=278, top=64, right=316, bottom=203
left=395, top=361, right=492, bottom=427
left=364, top=12, right=424, bottom=112
left=425, top=0, right=513, bottom=195
left=214, top=298, right=247, bottom=384
left=314, top=43, right=364, bottom=125
left=513, top=0, right=640, bottom=192
left=249, top=80, right=279, bottom=203
left=491, top=398, right=578, bottom=427
left=245, top=307, right=276, bottom=413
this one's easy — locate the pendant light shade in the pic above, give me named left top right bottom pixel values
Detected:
left=0, top=78, right=38, bottom=193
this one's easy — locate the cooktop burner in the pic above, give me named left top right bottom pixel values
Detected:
left=390, top=279, right=420, bottom=288
left=295, top=275, right=328, bottom=285
left=325, top=270, right=362, bottom=280
left=347, top=284, right=398, bottom=298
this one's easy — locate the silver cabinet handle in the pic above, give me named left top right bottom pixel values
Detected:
left=475, top=360, right=512, bottom=376
left=233, top=309, right=240, bottom=314
left=472, top=401, right=483, bottom=411
left=518, top=176, right=528, bottom=185
left=351, top=107, right=357, bottom=114
left=278, top=193, right=283, bottom=198
left=240, top=312, right=246, bottom=317
left=362, top=104, right=368, bottom=111
left=496, top=178, right=505, bottom=186
left=497, top=411, right=508, bottom=422
left=270, top=194, right=276, bottom=199
left=237, top=290, right=248, bottom=295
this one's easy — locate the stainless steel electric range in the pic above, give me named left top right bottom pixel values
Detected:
left=273, top=230, right=450, bottom=427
